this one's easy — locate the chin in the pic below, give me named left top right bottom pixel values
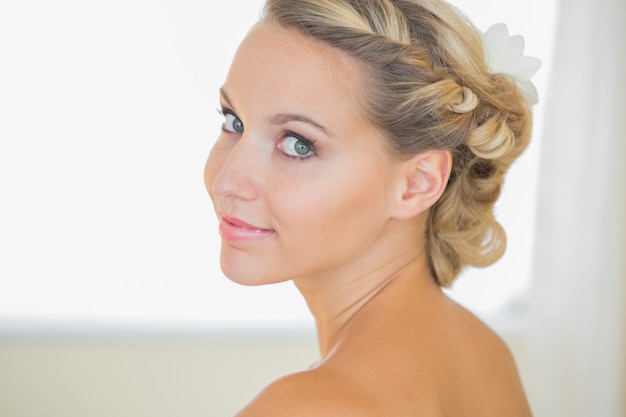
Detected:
left=222, top=270, right=269, bottom=287
left=217, top=242, right=301, bottom=286
left=219, top=257, right=285, bottom=287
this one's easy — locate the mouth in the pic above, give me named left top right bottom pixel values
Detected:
left=218, top=214, right=276, bottom=242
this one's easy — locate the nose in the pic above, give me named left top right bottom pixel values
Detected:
left=205, top=135, right=259, bottom=202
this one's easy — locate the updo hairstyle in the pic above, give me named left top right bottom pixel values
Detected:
left=262, top=0, right=533, bottom=286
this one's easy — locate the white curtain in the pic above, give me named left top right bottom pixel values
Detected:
left=526, top=0, right=626, bottom=416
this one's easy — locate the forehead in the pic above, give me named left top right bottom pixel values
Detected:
left=223, top=21, right=367, bottom=118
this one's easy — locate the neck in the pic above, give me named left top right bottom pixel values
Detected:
left=293, top=237, right=434, bottom=358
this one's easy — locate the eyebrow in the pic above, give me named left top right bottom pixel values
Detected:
left=268, top=113, right=332, bottom=137
left=220, top=87, right=332, bottom=138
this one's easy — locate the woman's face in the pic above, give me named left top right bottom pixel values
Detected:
left=204, top=22, right=400, bottom=286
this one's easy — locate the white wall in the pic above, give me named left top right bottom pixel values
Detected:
left=0, top=0, right=555, bottom=335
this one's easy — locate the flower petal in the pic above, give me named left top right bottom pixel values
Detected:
left=482, top=23, right=542, bottom=105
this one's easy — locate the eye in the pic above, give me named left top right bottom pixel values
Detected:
left=278, top=134, right=316, bottom=159
left=220, top=110, right=244, bottom=133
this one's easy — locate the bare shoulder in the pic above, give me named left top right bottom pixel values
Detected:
left=443, top=301, right=532, bottom=416
left=451, top=301, right=522, bottom=372
left=235, top=297, right=531, bottom=417
left=234, top=367, right=377, bottom=417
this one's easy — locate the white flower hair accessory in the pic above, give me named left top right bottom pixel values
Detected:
left=482, top=23, right=542, bottom=105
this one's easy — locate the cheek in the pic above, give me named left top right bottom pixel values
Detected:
left=277, top=168, right=389, bottom=247
left=279, top=188, right=386, bottom=278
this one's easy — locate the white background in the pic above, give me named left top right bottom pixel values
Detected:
left=0, top=0, right=556, bottom=333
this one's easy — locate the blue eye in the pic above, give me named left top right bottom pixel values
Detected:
left=221, top=110, right=244, bottom=133
left=280, top=135, right=315, bottom=158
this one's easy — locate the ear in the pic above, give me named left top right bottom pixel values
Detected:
left=389, top=149, right=452, bottom=220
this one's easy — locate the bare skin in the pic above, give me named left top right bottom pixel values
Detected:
left=206, top=22, right=532, bottom=417
left=236, top=248, right=531, bottom=417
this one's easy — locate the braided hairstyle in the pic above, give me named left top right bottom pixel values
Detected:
left=262, top=0, right=533, bottom=286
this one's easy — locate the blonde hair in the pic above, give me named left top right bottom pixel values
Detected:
left=263, top=0, right=533, bottom=286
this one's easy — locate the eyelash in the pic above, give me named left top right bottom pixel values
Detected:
left=217, top=107, right=240, bottom=133
left=280, top=132, right=317, bottom=161
left=216, top=107, right=318, bottom=161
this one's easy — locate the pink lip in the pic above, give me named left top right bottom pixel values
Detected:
left=218, top=215, right=275, bottom=242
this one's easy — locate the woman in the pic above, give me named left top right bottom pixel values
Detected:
left=205, top=0, right=537, bottom=415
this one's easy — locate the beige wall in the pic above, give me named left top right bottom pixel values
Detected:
left=0, top=332, right=528, bottom=417
left=0, top=334, right=318, bottom=417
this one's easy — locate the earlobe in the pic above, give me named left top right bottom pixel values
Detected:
left=391, top=150, right=452, bottom=220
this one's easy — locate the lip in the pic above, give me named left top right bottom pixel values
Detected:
left=218, top=214, right=276, bottom=242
